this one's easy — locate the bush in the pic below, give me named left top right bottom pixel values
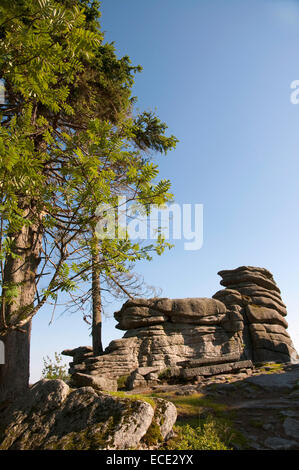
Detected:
left=166, top=418, right=232, bottom=450
left=117, top=375, right=129, bottom=390
left=42, top=352, right=70, bottom=383
left=158, top=368, right=172, bottom=381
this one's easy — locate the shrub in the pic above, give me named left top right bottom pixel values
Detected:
left=42, top=352, right=70, bottom=383
left=117, top=375, right=129, bottom=390
left=158, top=368, right=172, bottom=381
left=166, top=418, right=232, bottom=450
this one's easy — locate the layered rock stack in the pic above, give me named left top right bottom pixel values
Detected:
left=63, top=266, right=298, bottom=391
left=213, top=266, right=298, bottom=364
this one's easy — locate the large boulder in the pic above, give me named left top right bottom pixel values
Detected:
left=0, top=380, right=176, bottom=450
left=114, top=297, right=227, bottom=330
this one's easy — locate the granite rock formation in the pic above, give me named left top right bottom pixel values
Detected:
left=0, top=379, right=177, bottom=450
left=63, top=267, right=298, bottom=391
left=213, top=266, right=298, bottom=364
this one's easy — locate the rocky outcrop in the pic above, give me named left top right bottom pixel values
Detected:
left=213, top=266, right=298, bottom=363
left=0, top=379, right=177, bottom=450
left=63, top=267, right=298, bottom=391
left=63, top=298, right=247, bottom=389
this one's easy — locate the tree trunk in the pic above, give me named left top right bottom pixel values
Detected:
left=0, top=206, right=42, bottom=403
left=91, top=241, right=103, bottom=356
left=0, top=324, right=32, bottom=405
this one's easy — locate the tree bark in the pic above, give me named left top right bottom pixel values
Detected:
left=0, top=206, right=42, bottom=403
left=91, top=241, right=103, bottom=356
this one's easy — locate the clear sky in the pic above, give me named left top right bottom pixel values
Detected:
left=31, top=0, right=299, bottom=382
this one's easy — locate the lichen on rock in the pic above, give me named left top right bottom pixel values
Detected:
left=0, top=379, right=176, bottom=450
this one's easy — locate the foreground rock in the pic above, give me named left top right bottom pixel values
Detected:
left=200, top=363, right=299, bottom=450
left=147, top=363, right=299, bottom=450
left=0, top=380, right=176, bottom=450
left=63, top=266, right=298, bottom=391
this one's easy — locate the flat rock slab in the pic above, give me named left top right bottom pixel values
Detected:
left=62, top=346, right=93, bottom=357
left=181, top=360, right=253, bottom=378
left=177, top=353, right=242, bottom=368
left=283, top=418, right=299, bottom=440
left=244, top=369, right=299, bottom=391
left=264, top=437, right=298, bottom=450
left=228, top=398, right=299, bottom=410
left=72, top=372, right=118, bottom=392
left=136, top=366, right=162, bottom=376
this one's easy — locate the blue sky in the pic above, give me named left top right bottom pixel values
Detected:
left=31, top=0, right=299, bottom=381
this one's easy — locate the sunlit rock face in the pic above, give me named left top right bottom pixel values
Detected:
left=213, top=266, right=298, bottom=364
left=63, top=267, right=299, bottom=391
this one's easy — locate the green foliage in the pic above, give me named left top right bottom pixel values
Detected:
left=0, top=0, right=178, bottom=334
left=150, top=392, right=228, bottom=417
left=117, top=375, right=129, bottom=390
left=107, top=391, right=156, bottom=409
left=41, top=352, right=70, bottom=382
left=142, top=419, right=163, bottom=446
left=258, top=362, right=283, bottom=374
left=147, top=390, right=248, bottom=450
left=166, top=419, right=232, bottom=450
left=158, top=368, right=172, bottom=381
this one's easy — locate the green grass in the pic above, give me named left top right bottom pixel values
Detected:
left=106, top=391, right=156, bottom=409
left=258, top=362, right=284, bottom=374
left=107, top=389, right=247, bottom=450
left=150, top=392, right=228, bottom=418
left=148, top=392, right=243, bottom=450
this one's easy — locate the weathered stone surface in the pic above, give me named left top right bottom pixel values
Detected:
left=249, top=297, right=287, bottom=316
left=283, top=418, right=299, bottom=440
left=0, top=380, right=176, bottom=450
left=72, top=373, right=117, bottom=392
left=63, top=266, right=298, bottom=390
left=181, top=360, right=253, bottom=378
left=230, top=285, right=286, bottom=306
left=177, top=353, right=242, bottom=368
left=213, top=288, right=287, bottom=316
left=154, top=398, right=177, bottom=439
left=218, top=266, right=281, bottom=293
left=250, top=325, right=294, bottom=348
left=245, top=369, right=299, bottom=391
left=127, top=371, right=147, bottom=390
left=214, top=266, right=298, bottom=364
left=246, top=305, right=288, bottom=328
left=136, top=366, right=161, bottom=376
left=213, top=289, right=244, bottom=306
left=115, top=297, right=227, bottom=330
left=264, top=437, right=298, bottom=450
left=65, top=321, right=244, bottom=388
left=250, top=323, right=291, bottom=339
left=62, top=346, right=93, bottom=363
left=115, top=306, right=167, bottom=330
